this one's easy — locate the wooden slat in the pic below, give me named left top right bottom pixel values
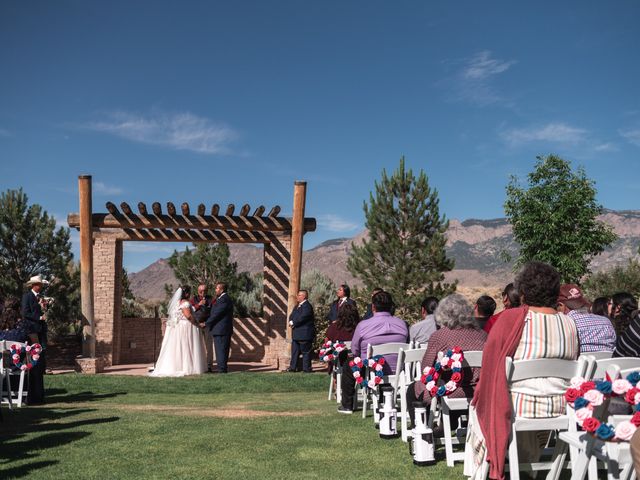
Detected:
left=225, top=204, right=235, bottom=216
left=106, top=202, right=119, bottom=215
left=167, top=202, right=176, bottom=216
left=95, top=227, right=272, bottom=244
left=197, top=204, right=206, bottom=216
left=210, top=204, right=219, bottom=216
left=68, top=212, right=316, bottom=233
left=181, top=203, right=190, bottom=216
left=137, top=202, right=148, bottom=215
left=152, top=202, right=162, bottom=215
left=120, top=202, right=133, bottom=216
left=239, top=204, right=251, bottom=216
left=268, top=206, right=281, bottom=217
left=252, top=206, right=265, bottom=217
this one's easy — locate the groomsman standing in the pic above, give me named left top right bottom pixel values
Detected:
left=287, top=290, right=315, bottom=373
left=203, top=282, right=234, bottom=373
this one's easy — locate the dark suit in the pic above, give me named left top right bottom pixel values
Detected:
left=192, top=295, right=214, bottom=369
left=326, top=297, right=358, bottom=322
left=20, top=290, right=46, bottom=404
left=205, top=293, right=234, bottom=373
left=289, top=300, right=315, bottom=372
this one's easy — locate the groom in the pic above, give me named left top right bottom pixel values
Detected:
left=202, top=282, right=234, bottom=373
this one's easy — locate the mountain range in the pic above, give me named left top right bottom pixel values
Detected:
left=129, top=209, right=640, bottom=302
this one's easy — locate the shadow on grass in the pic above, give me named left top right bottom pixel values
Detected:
left=45, top=390, right=127, bottom=403
left=1, top=461, right=60, bottom=479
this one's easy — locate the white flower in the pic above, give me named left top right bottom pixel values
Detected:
left=583, top=389, right=604, bottom=406
left=614, top=420, right=637, bottom=441
left=612, top=379, right=632, bottom=395
left=425, top=381, right=436, bottom=391
left=452, top=360, right=462, bottom=369
left=441, top=356, right=450, bottom=365
left=451, top=353, right=462, bottom=362
left=575, top=407, right=593, bottom=424
left=445, top=381, right=457, bottom=392
left=570, top=376, right=586, bottom=388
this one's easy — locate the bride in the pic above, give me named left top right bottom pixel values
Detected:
left=150, top=285, right=207, bottom=377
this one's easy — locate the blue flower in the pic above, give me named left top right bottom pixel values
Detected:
left=595, top=381, right=612, bottom=394
left=434, top=362, right=441, bottom=371
left=436, top=385, right=446, bottom=397
left=627, top=372, right=640, bottom=386
left=634, top=403, right=640, bottom=412
left=375, top=371, right=384, bottom=377
left=446, top=349, right=453, bottom=357
left=595, top=423, right=615, bottom=440
left=574, top=397, right=589, bottom=410
left=452, top=367, right=461, bottom=373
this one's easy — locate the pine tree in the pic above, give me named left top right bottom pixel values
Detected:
left=347, top=157, right=456, bottom=320
left=504, top=155, right=617, bottom=283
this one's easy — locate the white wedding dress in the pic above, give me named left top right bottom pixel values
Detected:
left=150, top=290, right=207, bottom=377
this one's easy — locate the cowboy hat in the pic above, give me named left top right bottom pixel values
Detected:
left=25, top=275, right=49, bottom=287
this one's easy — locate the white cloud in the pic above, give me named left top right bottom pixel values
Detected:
left=94, top=181, right=124, bottom=196
left=501, top=122, right=588, bottom=146
left=85, top=110, right=238, bottom=155
left=447, top=50, right=516, bottom=107
left=463, top=50, right=516, bottom=81
left=594, top=142, right=619, bottom=152
left=317, top=214, right=359, bottom=233
left=620, top=128, right=640, bottom=147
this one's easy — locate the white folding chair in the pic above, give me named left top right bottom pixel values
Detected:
left=582, top=350, right=614, bottom=361
left=434, top=350, right=483, bottom=467
left=502, top=356, right=592, bottom=480
left=361, top=342, right=410, bottom=419
left=395, top=347, right=427, bottom=441
left=592, top=357, right=640, bottom=380
left=327, top=341, right=351, bottom=403
left=0, top=340, right=29, bottom=408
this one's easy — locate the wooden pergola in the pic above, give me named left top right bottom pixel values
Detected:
left=68, top=175, right=315, bottom=372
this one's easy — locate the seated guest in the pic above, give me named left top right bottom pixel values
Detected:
left=0, top=298, right=30, bottom=342
left=590, top=296, right=610, bottom=317
left=468, top=261, right=579, bottom=480
left=609, top=292, right=638, bottom=337
left=409, top=296, right=438, bottom=346
left=557, top=284, right=616, bottom=352
left=406, top=294, right=487, bottom=425
left=337, top=290, right=408, bottom=414
left=474, top=295, right=496, bottom=330
left=484, top=283, right=520, bottom=333
left=613, top=295, right=640, bottom=358
left=361, top=287, right=383, bottom=320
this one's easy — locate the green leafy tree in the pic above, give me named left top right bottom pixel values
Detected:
left=0, top=188, right=78, bottom=337
left=583, top=260, right=640, bottom=300
left=347, top=157, right=456, bottom=321
left=235, top=272, right=263, bottom=317
left=299, top=269, right=335, bottom=349
left=504, top=155, right=617, bottom=283
left=165, top=243, right=251, bottom=315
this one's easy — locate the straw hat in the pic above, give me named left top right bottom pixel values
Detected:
left=25, top=275, right=49, bottom=287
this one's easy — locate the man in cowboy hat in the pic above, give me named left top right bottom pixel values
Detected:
left=21, top=274, right=49, bottom=404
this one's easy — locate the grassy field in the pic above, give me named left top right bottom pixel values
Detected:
left=0, top=372, right=466, bottom=479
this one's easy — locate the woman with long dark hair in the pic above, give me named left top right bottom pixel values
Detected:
left=612, top=293, right=640, bottom=358
left=610, top=292, right=638, bottom=337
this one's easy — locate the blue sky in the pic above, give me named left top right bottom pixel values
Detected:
left=1, top=1, right=639, bottom=272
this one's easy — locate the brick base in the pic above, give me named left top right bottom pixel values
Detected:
left=75, top=356, right=105, bottom=374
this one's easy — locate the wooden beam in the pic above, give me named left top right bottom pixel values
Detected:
left=286, top=181, right=307, bottom=354
left=167, top=202, right=176, bottom=216
left=138, top=202, right=148, bottom=215
left=239, top=204, right=251, bottom=216
left=253, top=205, right=265, bottom=216
left=211, top=204, right=219, bottom=216
left=225, top=204, right=235, bottom=216
left=120, top=202, right=133, bottom=216
left=268, top=206, right=281, bottom=217
left=106, top=202, right=119, bottom=215
left=68, top=212, right=316, bottom=233
left=181, top=203, right=190, bottom=216
left=152, top=202, right=162, bottom=215
left=79, top=176, right=95, bottom=358
left=197, top=203, right=206, bottom=216
left=101, top=227, right=271, bottom=244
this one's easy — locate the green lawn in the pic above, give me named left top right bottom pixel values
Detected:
left=1, top=373, right=465, bottom=479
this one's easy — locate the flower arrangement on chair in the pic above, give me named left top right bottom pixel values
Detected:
left=10, top=343, right=43, bottom=371
left=420, top=346, right=465, bottom=397
left=349, top=355, right=386, bottom=390
left=318, top=339, right=349, bottom=363
left=564, top=372, right=640, bottom=441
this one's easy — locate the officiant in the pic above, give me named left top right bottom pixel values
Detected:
left=191, top=283, right=214, bottom=372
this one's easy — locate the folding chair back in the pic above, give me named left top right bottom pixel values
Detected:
left=592, top=357, right=640, bottom=380
left=0, top=340, right=29, bottom=408
left=327, top=341, right=352, bottom=403
left=362, top=342, right=410, bottom=419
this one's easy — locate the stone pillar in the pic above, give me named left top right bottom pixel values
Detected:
left=262, top=235, right=291, bottom=368
left=93, top=233, right=123, bottom=366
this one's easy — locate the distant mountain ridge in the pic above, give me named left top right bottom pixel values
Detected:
left=129, top=209, right=640, bottom=301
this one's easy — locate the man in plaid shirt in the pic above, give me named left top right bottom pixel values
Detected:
left=557, top=284, right=616, bottom=352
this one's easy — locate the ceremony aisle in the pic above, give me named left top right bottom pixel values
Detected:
left=0, top=373, right=464, bottom=479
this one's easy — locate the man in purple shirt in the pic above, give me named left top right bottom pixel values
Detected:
left=338, top=290, right=409, bottom=414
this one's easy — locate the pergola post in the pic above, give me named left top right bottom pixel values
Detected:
left=79, top=175, right=95, bottom=358
left=286, top=181, right=307, bottom=355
